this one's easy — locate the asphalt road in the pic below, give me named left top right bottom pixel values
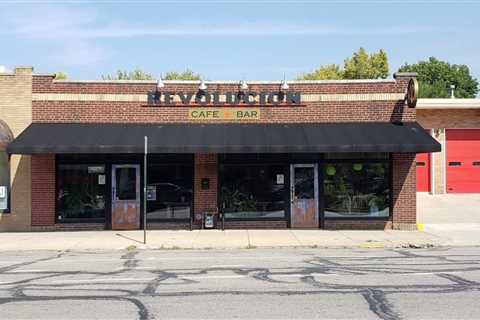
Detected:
left=1, top=247, right=480, bottom=320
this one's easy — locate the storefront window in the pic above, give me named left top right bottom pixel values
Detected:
left=220, top=165, right=286, bottom=219
left=146, top=164, right=193, bottom=220
left=0, top=151, right=9, bottom=211
left=57, top=165, right=106, bottom=221
left=323, top=162, right=390, bottom=218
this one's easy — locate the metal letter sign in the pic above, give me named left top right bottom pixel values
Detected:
left=146, top=91, right=302, bottom=107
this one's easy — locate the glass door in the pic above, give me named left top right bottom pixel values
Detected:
left=290, top=164, right=319, bottom=228
left=111, top=164, right=140, bottom=230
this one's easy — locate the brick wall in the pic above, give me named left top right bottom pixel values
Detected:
left=31, top=75, right=415, bottom=124
left=391, top=153, right=416, bottom=229
left=194, top=154, right=218, bottom=223
left=31, top=154, right=55, bottom=226
left=0, top=67, right=33, bottom=231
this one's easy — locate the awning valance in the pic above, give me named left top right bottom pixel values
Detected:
left=6, top=122, right=441, bottom=154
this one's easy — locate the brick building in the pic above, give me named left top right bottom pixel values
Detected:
left=5, top=70, right=439, bottom=231
left=416, top=98, right=480, bottom=194
left=0, top=67, right=33, bottom=231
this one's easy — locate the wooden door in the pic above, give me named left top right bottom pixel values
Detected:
left=290, top=164, right=319, bottom=228
left=111, top=164, right=140, bottom=230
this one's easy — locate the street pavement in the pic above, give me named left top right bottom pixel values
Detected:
left=1, top=247, right=480, bottom=319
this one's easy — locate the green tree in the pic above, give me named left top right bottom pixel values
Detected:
left=102, top=69, right=154, bottom=80
left=297, top=64, right=343, bottom=80
left=54, top=72, right=67, bottom=80
left=297, top=48, right=389, bottom=80
left=398, top=57, right=479, bottom=98
left=163, top=69, right=202, bottom=80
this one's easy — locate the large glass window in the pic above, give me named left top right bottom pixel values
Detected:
left=220, top=165, right=287, bottom=219
left=323, top=162, right=390, bottom=218
left=146, top=164, right=193, bottom=220
left=57, top=164, right=106, bottom=221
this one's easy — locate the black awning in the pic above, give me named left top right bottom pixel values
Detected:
left=7, top=122, right=441, bottom=154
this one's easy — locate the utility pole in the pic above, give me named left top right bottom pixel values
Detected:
left=144, top=136, right=148, bottom=244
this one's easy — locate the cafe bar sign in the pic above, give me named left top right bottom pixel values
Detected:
left=189, top=108, right=260, bottom=120
left=146, top=90, right=302, bottom=106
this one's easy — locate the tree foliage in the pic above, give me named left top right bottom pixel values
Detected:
left=102, top=69, right=154, bottom=80
left=54, top=72, right=67, bottom=80
left=297, top=64, right=343, bottom=80
left=163, top=69, right=202, bottom=80
left=297, top=48, right=389, bottom=80
left=398, top=57, right=478, bottom=98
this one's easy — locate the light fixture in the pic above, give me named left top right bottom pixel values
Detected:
left=199, top=80, right=208, bottom=91
left=239, top=79, right=249, bottom=91
left=157, top=75, right=165, bottom=88
left=450, top=84, right=456, bottom=99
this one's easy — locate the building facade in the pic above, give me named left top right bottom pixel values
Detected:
left=0, top=67, right=33, bottom=231
left=416, top=98, right=480, bottom=194
left=5, top=71, right=439, bottom=231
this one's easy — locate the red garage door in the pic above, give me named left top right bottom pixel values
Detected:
left=446, top=129, right=480, bottom=193
left=416, top=152, right=430, bottom=192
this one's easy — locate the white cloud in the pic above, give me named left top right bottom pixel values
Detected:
left=0, top=3, right=458, bottom=70
left=0, top=4, right=453, bottom=39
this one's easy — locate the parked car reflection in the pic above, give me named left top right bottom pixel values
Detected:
left=146, top=182, right=192, bottom=220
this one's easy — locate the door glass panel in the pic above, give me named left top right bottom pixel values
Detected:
left=115, top=167, right=137, bottom=200
left=294, top=167, right=314, bottom=199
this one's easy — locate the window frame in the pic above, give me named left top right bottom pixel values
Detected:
left=218, top=161, right=290, bottom=222
left=145, top=162, right=194, bottom=222
left=321, top=155, right=393, bottom=221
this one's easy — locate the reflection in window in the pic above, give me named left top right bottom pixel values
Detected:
left=220, top=165, right=286, bottom=219
left=146, top=164, right=193, bottom=220
left=294, top=167, right=315, bottom=199
left=57, top=165, right=106, bottom=221
left=115, top=167, right=137, bottom=200
left=324, top=163, right=390, bottom=218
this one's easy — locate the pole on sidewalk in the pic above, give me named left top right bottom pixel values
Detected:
left=144, top=136, right=148, bottom=245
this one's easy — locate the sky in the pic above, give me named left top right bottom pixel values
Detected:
left=0, top=0, right=479, bottom=82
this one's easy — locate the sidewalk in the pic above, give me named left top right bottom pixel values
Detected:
left=0, top=228, right=463, bottom=251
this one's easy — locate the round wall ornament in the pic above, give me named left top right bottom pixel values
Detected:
left=406, top=78, right=419, bottom=108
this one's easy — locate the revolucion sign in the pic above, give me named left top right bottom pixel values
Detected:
left=146, top=91, right=302, bottom=106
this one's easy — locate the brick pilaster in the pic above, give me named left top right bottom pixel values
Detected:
left=391, top=153, right=416, bottom=229
left=193, top=154, right=218, bottom=222
left=31, top=154, right=55, bottom=226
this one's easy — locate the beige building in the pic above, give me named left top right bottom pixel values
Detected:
left=0, top=66, right=33, bottom=231
left=417, top=98, right=480, bottom=194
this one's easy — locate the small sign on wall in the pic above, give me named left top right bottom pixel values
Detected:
left=147, top=186, right=157, bottom=201
left=201, top=178, right=210, bottom=190
left=88, top=166, right=105, bottom=174
left=98, top=175, right=106, bottom=185
left=276, top=174, right=285, bottom=185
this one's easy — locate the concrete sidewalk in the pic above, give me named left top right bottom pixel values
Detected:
left=0, top=228, right=462, bottom=251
